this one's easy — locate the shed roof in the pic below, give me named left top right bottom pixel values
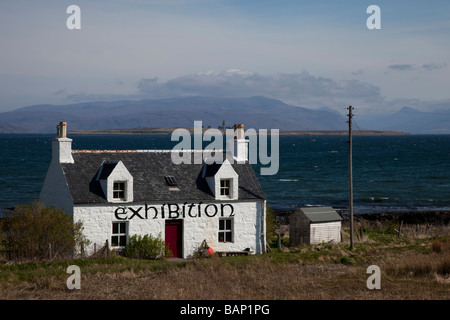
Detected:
left=61, top=150, right=265, bottom=204
left=297, top=207, right=342, bottom=223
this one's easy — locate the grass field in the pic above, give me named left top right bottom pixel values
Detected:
left=0, top=216, right=448, bottom=300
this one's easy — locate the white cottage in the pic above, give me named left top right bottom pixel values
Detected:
left=289, top=207, right=342, bottom=246
left=40, top=122, right=267, bottom=259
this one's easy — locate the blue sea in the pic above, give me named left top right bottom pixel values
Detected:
left=1, top=133, right=449, bottom=214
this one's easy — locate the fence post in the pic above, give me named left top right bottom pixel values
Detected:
left=398, top=220, right=403, bottom=238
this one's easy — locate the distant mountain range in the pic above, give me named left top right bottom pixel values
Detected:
left=0, top=96, right=347, bottom=133
left=357, top=107, right=450, bottom=134
left=0, top=96, right=448, bottom=134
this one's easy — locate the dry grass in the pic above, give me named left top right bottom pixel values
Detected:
left=1, top=219, right=449, bottom=300
left=1, top=240, right=449, bottom=300
left=0, top=259, right=378, bottom=300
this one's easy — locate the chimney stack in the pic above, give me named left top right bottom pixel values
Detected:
left=52, top=121, right=74, bottom=164
left=226, top=123, right=248, bottom=163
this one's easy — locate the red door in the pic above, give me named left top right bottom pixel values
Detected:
left=165, top=220, right=182, bottom=258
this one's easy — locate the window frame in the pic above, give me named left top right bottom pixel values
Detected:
left=218, top=218, right=233, bottom=243
left=111, top=221, right=127, bottom=248
left=220, top=179, right=231, bottom=197
left=113, top=181, right=126, bottom=200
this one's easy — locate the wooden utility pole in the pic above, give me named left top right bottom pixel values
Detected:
left=347, top=106, right=354, bottom=250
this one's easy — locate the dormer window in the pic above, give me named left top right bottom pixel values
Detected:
left=203, top=159, right=239, bottom=200
left=113, top=181, right=126, bottom=200
left=97, top=160, right=133, bottom=203
left=220, top=179, right=231, bottom=197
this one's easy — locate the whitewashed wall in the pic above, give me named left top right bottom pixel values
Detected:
left=74, top=200, right=266, bottom=259
left=310, top=221, right=341, bottom=244
left=40, top=161, right=74, bottom=215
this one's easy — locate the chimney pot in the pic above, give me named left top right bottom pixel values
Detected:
left=234, top=123, right=244, bottom=139
left=57, top=121, right=67, bottom=138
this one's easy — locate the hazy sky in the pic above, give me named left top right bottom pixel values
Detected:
left=1, top=0, right=449, bottom=116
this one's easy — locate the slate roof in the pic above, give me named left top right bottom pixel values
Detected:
left=61, top=150, right=266, bottom=205
left=297, top=207, right=343, bottom=223
left=97, top=161, right=119, bottom=180
left=203, top=162, right=222, bottom=177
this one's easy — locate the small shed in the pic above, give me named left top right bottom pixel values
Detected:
left=289, top=207, right=343, bottom=246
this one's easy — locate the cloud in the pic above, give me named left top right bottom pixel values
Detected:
left=388, top=64, right=415, bottom=71
left=351, top=70, right=363, bottom=76
left=65, top=92, right=139, bottom=103
left=422, top=62, right=447, bottom=71
left=43, top=69, right=450, bottom=116
left=388, top=62, right=447, bottom=72
left=136, top=69, right=383, bottom=110
left=66, top=69, right=450, bottom=115
left=62, top=69, right=384, bottom=113
left=53, top=88, right=67, bottom=96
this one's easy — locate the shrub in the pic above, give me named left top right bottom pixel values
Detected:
left=431, top=239, right=442, bottom=253
left=437, top=259, right=450, bottom=275
left=265, top=205, right=278, bottom=241
left=339, top=256, right=355, bottom=265
left=1, top=201, right=89, bottom=261
left=123, top=233, right=170, bottom=260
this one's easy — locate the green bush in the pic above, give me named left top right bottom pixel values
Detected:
left=265, top=205, right=278, bottom=241
left=339, top=256, right=355, bottom=265
left=123, top=233, right=170, bottom=260
left=1, top=201, right=89, bottom=262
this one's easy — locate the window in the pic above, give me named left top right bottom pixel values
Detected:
left=218, top=218, right=233, bottom=243
left=113, top=182, right=126, bottom=199
left=220, top=179, right=231, bottom=196
left=111, top=222, right=127, bottom=247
